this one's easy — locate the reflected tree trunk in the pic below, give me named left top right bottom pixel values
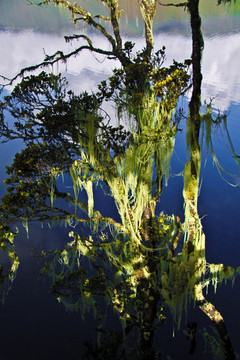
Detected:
left=184, top=1, right=236, bottom=359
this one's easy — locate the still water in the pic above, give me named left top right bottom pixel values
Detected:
left=0, top=1, right=240, bottom=359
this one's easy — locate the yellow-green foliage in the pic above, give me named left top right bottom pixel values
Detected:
left=70, top=159, right=95, bottom=218
left=207, top=263, right=239, bottom=293
left=107, top=94, right=175, bottom=241
left=67, top=87, right=177, bottom=245
left=160, top=224, right=206, bottom=329
left=0, top=227, right=19, bottom=277
left=0, top=227, right=19, bottom=304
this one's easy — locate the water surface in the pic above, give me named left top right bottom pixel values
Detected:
left=0, top=1, right=240, bottom=359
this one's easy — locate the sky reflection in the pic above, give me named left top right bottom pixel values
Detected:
left=1, top=29, right=240, bottom=111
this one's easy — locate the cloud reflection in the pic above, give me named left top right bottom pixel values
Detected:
left=0, top=30, right=240, bottom=110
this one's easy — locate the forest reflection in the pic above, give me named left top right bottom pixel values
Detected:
left=0, top=1, right=239, bottom=359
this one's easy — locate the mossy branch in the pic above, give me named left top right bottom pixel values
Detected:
left=1, top=0, right=134, bottom=86
left=158, top=1, right=188, bottom=8
left=64, top=34, right=93, bottom=46
left=138, top=0, right=158, bottom=57
left=27, top=0, right=122, bottom=55
left=193, top=284, right=236, bottom=360
left=55, top=191, right=124, bottom=231
left=108, top=0, right=123, bottom=51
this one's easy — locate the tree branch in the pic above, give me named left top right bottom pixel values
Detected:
left=158, top=1, right=188, bottom=7
left=1, top=0, right=134, bottom=86
left=194, top=284, right=236, bottom=360
left=108, top=0, right=123, bottom=51
left=138, top=0, right=158, bottom=58
left=1, top=45, right=116, bottom=87
left=64, top=34, right=92, bottom=46
left=55, top=191, right=124, bottom=231
left=27, top=0, right=117, bottom=49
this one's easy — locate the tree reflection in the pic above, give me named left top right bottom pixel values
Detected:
left=0, top=58, right=189, bottom=359
left=0, top=0, right=239, bottom=359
